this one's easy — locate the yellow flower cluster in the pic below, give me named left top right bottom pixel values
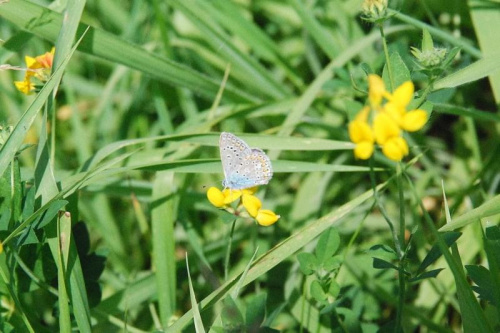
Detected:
left=207, top=186, right=280, bottom=226
left=14, top=48, right=55, bottom=95
left=348, top=74, right=428, bottom=161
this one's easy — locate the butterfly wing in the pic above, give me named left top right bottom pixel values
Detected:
left=219, top=132, right=273, bottom=190
left=219, top=132, right=252, bottom=187
left=240, top=148, right=273, bottom=186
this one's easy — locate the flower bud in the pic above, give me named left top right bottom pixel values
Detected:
left=361, top=0, right=389, bottom=22
left=256, top=210, right=281, bottom=226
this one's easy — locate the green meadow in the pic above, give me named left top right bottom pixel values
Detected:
left=0, top=0, right=500, bottom=332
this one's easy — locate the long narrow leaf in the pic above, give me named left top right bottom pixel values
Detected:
left=152, top=172, right=177, bottom=327
left=434, top=54, right=500, bottom=90
left=186, top=255, right=206, bottom=333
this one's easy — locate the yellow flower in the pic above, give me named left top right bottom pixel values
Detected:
left=222, top=189, right=243, bottom=204
left=241, top=186, right=258, bottom=195
left=207, top=186, right=260, bottom=208
left=382, top=137, right=409, bottom=161
left=353, top=141, right=375, bottom=160
left=373, top=112, right=408, bottom=161
left=256, top=209, right=280, bottom=226
left=373, top=112, right=400, bottom=145
left=388, top=81, right=414, bottom=109
left=368, top=74, right=386, bottom=107
left=242, top=194, right=262, bottom=218
left=385, top=81, right=428, bottom=132
left=348, top=106, right=375, bottom=160
left=14, top=48, right=55, bottom=95
left=349, top=119, right=373, bottom=144
left=35, top=47, right=55, bottom=69
left=373, top=111, right=409, bottom=161
left=14, top=78, right=34, bottom=95
left=401, top=110, right=428, bottom=132
left=207, top=186, right=280, bottom=226
left=348, top=75, right=428, bottom=162
left=0, top=241, right=3, bottom=254
left=207, top=187, right=226, bottom=208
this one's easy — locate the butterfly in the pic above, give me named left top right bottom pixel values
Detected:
left=219, top=132, right=273, bottom=190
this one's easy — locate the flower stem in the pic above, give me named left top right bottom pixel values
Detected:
left=395, top=162, right=406, bottom=333
left=369, top=157, right=401, bottom=256
left=379, top=23, right=395, bottom=92
left=224, top=219, right=236, bottom=281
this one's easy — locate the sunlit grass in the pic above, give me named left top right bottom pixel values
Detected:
left=0, top=0, right=499, bottom=332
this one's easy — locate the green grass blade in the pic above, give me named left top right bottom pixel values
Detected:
left=152, top=172, right=177, bottom=328
left=390, top=9, right=482, bottom=59
left=79, top=194, right=126, bottom=267
left=231, top=247, right=259, bottom=299
left=57, top=212, right=72, bottom=333
left=439, top=194, right=500, bottom=232
left=51, top=0, right=86, bottom=91
left=132, top=159, right=374, bottom=174
left=47, top=218, right=93, bottom=333
left=469, top=0, right=500, bottom=102
left=186, top=255, right=206, bottom=333
left=482, top=226, right=500, bottom=319
left=434, top=54, right=500, bottom=90
left=67, top=249, right=93, bottom=333
left=433, top=103, right=500, bottom=123
left=84, top=133, right=354, bottom=170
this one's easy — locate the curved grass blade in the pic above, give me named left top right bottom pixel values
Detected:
left=433, top=103, right=500, bottom=123
left=82, top=160, right=376, bottom=186
left=186, top=255, right=206, bottom=333
left=439, top=193, right=500, bottom=232
left=434, top=54, right=500, bottom=90
left=390, top=9, right=481, bottom=59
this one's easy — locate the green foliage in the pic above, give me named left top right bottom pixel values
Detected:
left=0, top=0, right=499, bottom=332
left=297, top=227, right=342, bottom=307
left=382, top=52, right=411, bottom=91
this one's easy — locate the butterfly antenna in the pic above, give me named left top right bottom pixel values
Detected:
left=202, top=179, right=224, bottom=190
